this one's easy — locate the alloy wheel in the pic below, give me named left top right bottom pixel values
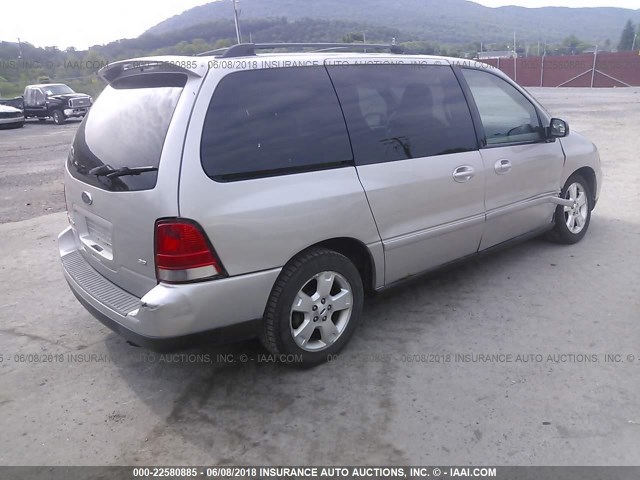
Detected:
left=289, top=271, right=354, bottom=352
left=564, top=182, right=589, bottom=234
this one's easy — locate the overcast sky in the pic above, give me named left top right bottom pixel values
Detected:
left=1, top=0, right=637, bottom=50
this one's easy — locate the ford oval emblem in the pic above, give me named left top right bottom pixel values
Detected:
left=81, top=191, right=93, bottom=205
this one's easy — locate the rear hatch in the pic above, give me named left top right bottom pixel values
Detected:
left=64, top=59, right=207, bottom=297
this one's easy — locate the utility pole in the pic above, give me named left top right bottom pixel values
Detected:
left=232, top=0, right=242, bottom=44
left=513, top=31, right=517, bottom=82
left=590, top=44, right=597, bottom=88
left=17, top=38, right=23, bottom=59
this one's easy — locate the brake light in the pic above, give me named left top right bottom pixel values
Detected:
left=155, top=219, right=224, bottom=283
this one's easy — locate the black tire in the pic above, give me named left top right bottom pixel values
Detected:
left=260, top=248, right=364, bottom=367
left=52, top=110, right=65, bottom=125
left=546, top=173, right=592, bottom=244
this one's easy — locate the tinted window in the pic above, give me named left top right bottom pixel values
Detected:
left=461, top=69, right=544, bottom=145
left=201, top=67, right=352, bottom=181
left=68, top=73, right=185, bottom=191
left=327, top=64, right=477, bottom=165
left=43, top=84, right=75, bottom=95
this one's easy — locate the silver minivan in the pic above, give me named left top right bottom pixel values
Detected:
left=59, top=43, right=602, bottom=365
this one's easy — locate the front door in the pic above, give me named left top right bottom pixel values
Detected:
left=34, top=88, right=47, bottom=115
left=460, top=68, right=564, bottom=250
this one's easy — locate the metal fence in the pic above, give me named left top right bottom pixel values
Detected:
left=483, top=51, right=640, bottom=87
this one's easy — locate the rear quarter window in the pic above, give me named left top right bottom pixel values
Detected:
left=200, top=67, right=353, bottom=181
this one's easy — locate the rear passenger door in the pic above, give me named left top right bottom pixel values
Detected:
left=460, top=68, right=564, bottom=250
left=327, top=62, right=485, bottom=285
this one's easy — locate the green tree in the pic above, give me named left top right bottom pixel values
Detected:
left=342, top=32, right=364, bottom=43
left=562, top=35, right=589, bottom=54
left=212, top=39, right=232, bottom=49
left=617, top=19, right=635, bottom=51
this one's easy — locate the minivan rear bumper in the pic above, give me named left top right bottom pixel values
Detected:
left=59, top=226, right=280, bottom=350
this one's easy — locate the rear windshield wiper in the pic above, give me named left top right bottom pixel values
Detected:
left=89, top=165, right=158, bottom=179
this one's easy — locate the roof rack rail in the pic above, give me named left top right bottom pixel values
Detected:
left=197, top=42, right=405, bottom=58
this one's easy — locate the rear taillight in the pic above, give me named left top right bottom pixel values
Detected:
left=154, top=219, right=224, bottom=283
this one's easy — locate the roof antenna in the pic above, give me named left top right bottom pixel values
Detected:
left=232, top=0, right=243, bottom=44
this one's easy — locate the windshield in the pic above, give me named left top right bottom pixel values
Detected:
left=43, top=84, right=75, bottom=95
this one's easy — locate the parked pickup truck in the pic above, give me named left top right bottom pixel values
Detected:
left=20, top=84, right=92, bottom=125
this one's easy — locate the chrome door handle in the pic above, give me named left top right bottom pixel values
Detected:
left=494, top=158, right=512, bottom=175
left=453, top=165, right=475, bottom=183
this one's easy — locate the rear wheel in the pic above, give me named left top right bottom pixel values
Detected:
left=546, top=173, right=592, bottom=244
left=52, top=110, right=65, bottom=125
left=260, top=248, right=363, bottom=366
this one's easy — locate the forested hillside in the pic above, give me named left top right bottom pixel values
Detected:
left=148, top=0, right=640, bottom=45
left=1, top=0, right=638, bottom=99
left=1, top=18, right=425, bottom=97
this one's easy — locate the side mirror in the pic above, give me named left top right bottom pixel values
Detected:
left=549, top=118, right=569, bottom=138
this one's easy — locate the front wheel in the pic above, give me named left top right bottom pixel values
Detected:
left=52, top=110, right=65, bottom=125
left=546, top=173, right=592, bottom=244
left=260, top=248, right=364, bottom=366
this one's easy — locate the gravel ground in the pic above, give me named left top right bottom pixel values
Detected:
left=0, top=118, right=80, bottom=224
left=0, top=88, right=639, bottom=466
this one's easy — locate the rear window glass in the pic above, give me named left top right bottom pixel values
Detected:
left=67, top=73, right=186, bottom=191
left=327, top=64, right=478, bottom=165
left=200, top=67, right=352, bottom=181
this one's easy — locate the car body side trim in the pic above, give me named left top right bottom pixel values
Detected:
left=376, top=222, right=554, bottom=293
left=486, top=191, right=559, bottom=221
left=384, top=213, right=486, bottom=252
left=383, top=191, right=559, bottom=253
